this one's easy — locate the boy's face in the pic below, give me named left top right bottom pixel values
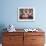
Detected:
left=23, top=9, right=29, bottom=14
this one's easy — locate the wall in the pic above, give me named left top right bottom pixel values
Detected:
left=0, top=0, right=46, bottom=44
left=0, top=0, right=46, bottom=30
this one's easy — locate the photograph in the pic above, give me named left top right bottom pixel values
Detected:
left=18, top=7, right=35, bottom=21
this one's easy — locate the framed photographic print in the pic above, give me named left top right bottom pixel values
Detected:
left=18, top=7, right=35, bottom=21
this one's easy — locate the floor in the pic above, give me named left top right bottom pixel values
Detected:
left=0, top=44, right=2, bottom=46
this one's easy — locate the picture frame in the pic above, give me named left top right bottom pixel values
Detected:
left=18, top=7, right=35, bottom=21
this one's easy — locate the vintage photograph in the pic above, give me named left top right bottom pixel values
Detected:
left=18, top=7, right=35, bottom=21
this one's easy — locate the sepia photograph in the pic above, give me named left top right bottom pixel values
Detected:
left=18, top=7, right=35, bottom=21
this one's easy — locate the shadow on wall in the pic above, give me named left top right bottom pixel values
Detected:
left=0, top=24, right=7, bottom=43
